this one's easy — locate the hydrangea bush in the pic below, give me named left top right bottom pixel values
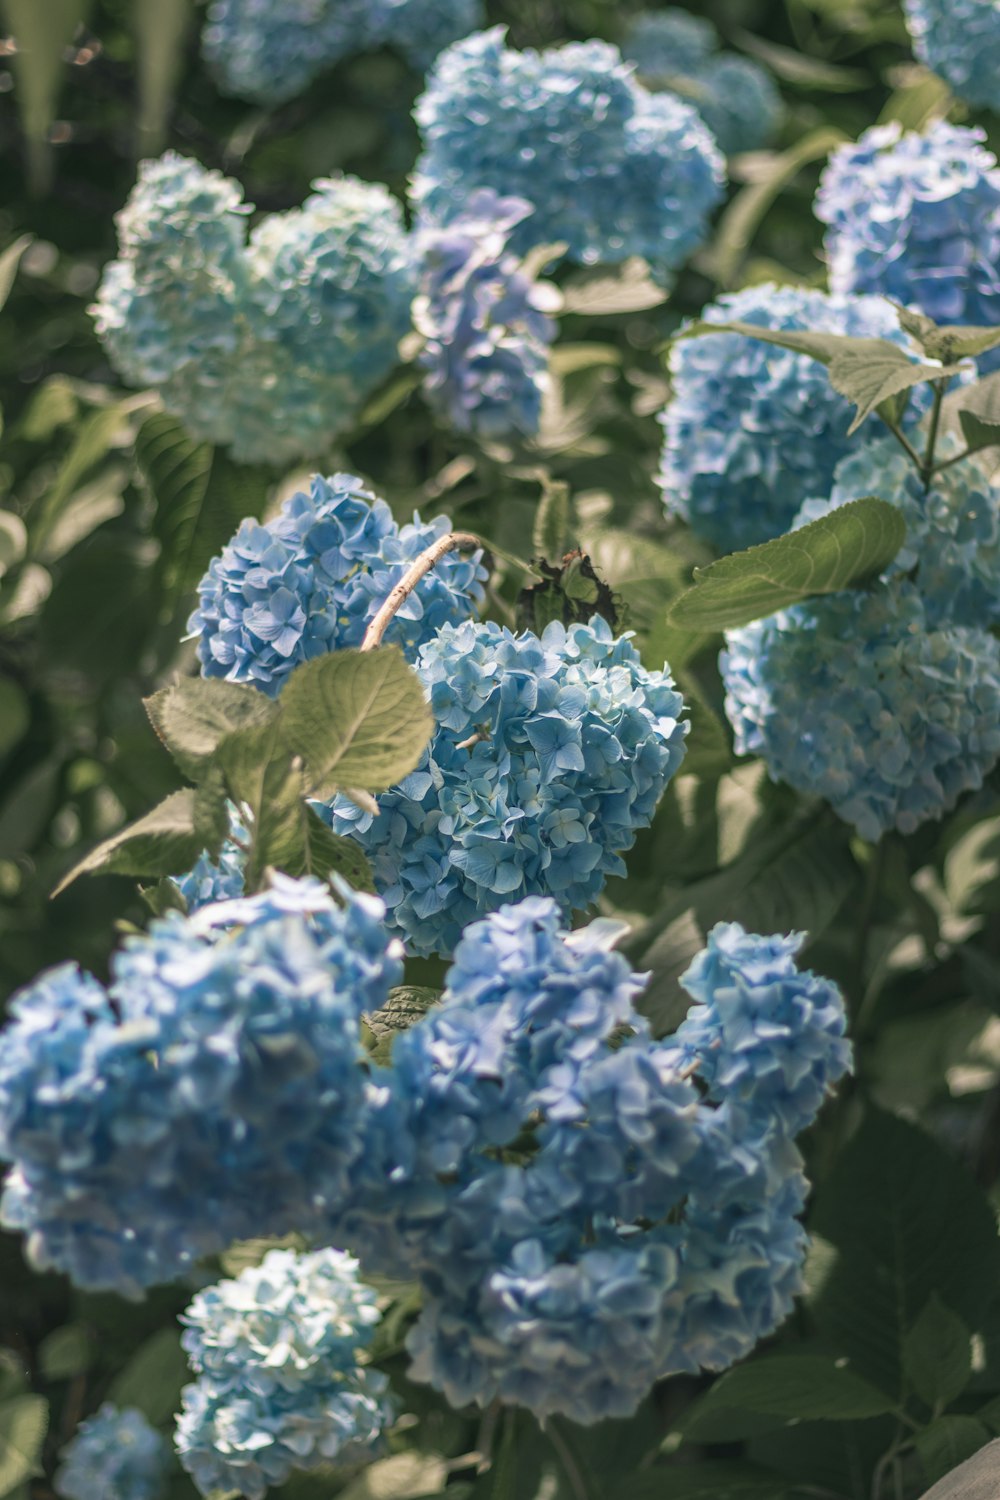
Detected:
left=9, top=2, right=1000, bottom=1498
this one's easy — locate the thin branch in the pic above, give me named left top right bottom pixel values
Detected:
left=921, top=378, right=947, bottom=489
left=878, top=417, right=924, bottom=473
left=360, top=532, right=482, bottom=652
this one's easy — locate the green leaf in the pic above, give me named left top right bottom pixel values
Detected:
left=108, top=1329, right=191, bottom=1425
left=367, top=986, right=442, bottom=1062
left=133, top=0, right=191, bottom=155
left=0, top=236, right=33, bottom=313
left=51, top=788, right=225, bottom=896
left=705, top=128, right=847, bottom=287
left=628, top=814, right=857, bottom=1035
left=732, top=28, right=869, bottom=90
left=809, top=1109, right=1000, bottom=1398
left=947, top=374, right=1000, bottom=457
left=1, top=0, right=91, bottom=190
left=0, top=1396, right=46, bottom=1497
left=611, top=1462, right=794, bottom=1500
left=919, top=1439, right=1000, bottom=1499
left=0, top=681, right=29, bottom=760
left=34, top=468, right=127, bottom=564
left=37, top=1324, right=93, bottom=1381
left=336, top=1452, right=449, bottom=1500
left=0, top=512, right=27, bottom=578
left=877, top=67, right=952, bottom=133
left=288, top=811, right=375, bottom=893
left=560, top=256, right=667, bottom=316
left=916, top=1418, right=992, bottom=1489
left=667, top=498, right=905, bottom=631
left=216, top=720, right=305, bottom=890
left=279, top=647, right=433, bottom=797
left=28, top=400, right=138, bottom=553
left=676, top=319, right=960, bottom=434
left=903, top=1296, right=972, bottom=1409
left=136, top=413, right=270, bottom=604
left=145, top=677, right=279, bottom=782
left=681, top=1357, right=895, bottom=1439
left=532, top=479, right=569, bottom=567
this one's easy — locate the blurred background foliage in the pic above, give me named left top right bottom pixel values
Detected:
left=2, top=2, right=1000, bottom=1498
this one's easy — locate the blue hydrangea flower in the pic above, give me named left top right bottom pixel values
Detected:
left=816, top=121, right=1000, bottom=336
left=659, top=283, right=930, bottom=551
left=203, top=0, right=485, bottom=105
left=623, top=12, right=782, bottom=155
left=721, top=581, right=1000, bottom=841
left=0, top=878, right=402, bottom=1295
left=675, top=924, right=852, bottom=1136
left=189, top=472, right=485, bottom=695
left=903, top=0, right=1000, bottom=111
left=413, top=189, right=557, bottom=439
left=177, top=1369, right=390, bottom=1500
left=181, top=1247, right=383, bottom=1382
left=795, top=435, right=1000, bottom=629
left=177, top=1247, right=392, bottom=1500
left=92, top=156, right=418, bottom=466
left=172, top=805, right=247, bottom=910
left=412, top=27, right=724, bottom=282
left=320, top=616, right=688, bottom=956
left=622, top=8, right=716, bottom=78
left=333, top=900, right=849, bottom=1423
left=55, top=1405, right=170, bottom=1500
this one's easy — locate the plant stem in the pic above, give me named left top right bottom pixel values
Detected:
left=931, top=446, right=973, bottom=476
left=360, top=531, right=482, bottom=652
left=543, top=1417, right=593, bottom=1500
left=881, top=420, right=924, bottom=473
left=921, top=378, right=947, bottom=488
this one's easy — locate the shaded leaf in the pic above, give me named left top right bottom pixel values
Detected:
left=37, top=1324, right=93, bottom=1382
left=280, top=647, right=433, bottom=797
left=667, top=498, right=905, bottom=631
left=903, top=1296, right=972, bottom=1410
left=133, top=0, right=191, bottom=155
left=917, top=1418, right=992, bottom=1489
left=108, top=1329, right=191, bottom=1426
left=1, top=0, right=91, bottom=190
left=0, top=236, right=33, bottom=313
left=28, top=400, right=139, bottom=553
left=920, top=1438, right=1000, bottom=1500
left=532, top=478, right=569, bottom=566
left=0, top=681, right=29, bottom=760
left=0, top=1396, right=47, bottom=1497
left=145, top=677, right=279, bottom=782
left=561, top=256, right=667, bottom=316
left=137, top=413, right=270, bottom=604
left=51, top=788, right=225, bottom=896
left=0, top=513, right=27, bottom=577
left=612, top=1462, right=794, bottom=1500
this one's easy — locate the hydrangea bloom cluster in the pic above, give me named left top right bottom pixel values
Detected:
left=321, top=615, right=688, bottom=956
left=816, top=122, right=1000, bottom=337
left=203, top=0, right=485, bottom=104
left=413, top=189, right=558, bottom=439
left=659, top=284, right=929, bottom=550
left=903, top=0, right=1000, bottom=112
left=412, top=27, right=725, bottom=282
left=55, top=1405, right=170, bottom=1500
left=189, top=473, right=486, bottom=695
left=177, top=1248, right=392, bottom=1500
left=795, top=436, right=1000, bottom=630
left=172, top=805, right=247, bottom=910
left=332, top=899, right=851, bottom=1422
left=0, top=877, right=402, bottom=1295
left=92, top=155, right=417, bottom=465
left=623, top=9, right=782, bottom=156
left=720, top=582, right=1000, bottom=841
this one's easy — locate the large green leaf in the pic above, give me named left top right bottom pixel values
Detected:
left=108, top=1329, right=191, bottom=1425
left=51, top=787, right=226, bottom=896
left=280, top=647, right=434, bottom=796
left=137, top=413, right=270, bottom=604
left=28, top=400, right=139, bottom=554
left=667, top=498, right=905, bottom=631
left=916, top=1418, right=992, bottom=1489
left=0, top=1396, right=47, bottom=1498
left=809, top=1109, right=1000, bottom=1399
left=611, top=1462, right=794, bottom=1500
left=919, top=1438, right=1000, bottom=1499
left=680, top=1356, right=896, bottom=1442
left=145, top=677, right=279, bottom=782
left=903, top=1296, right=973, bottom=1410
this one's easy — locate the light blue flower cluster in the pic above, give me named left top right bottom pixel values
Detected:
left=903, top=0, right=1000, bottom=111
left=816, top=121, right=1000, bottom=337
left=721, top=582, right=1000, bottom=841
left=412, top=27, right=724, bottom=282
left=172, top=805, right=247, bottom=910
left=55, top=1405, right=170, bottom=1500
left=675, top=924, right=852, bottom=1136
left=413, top=189, right=557, bottom=440
left=203, top=0, right=485, bottom=104
left=659, top=284, right=928, bottom=551
left=623, top=9, right=782, bottom=156
left=92, top=155, right=417, bottom=466
left=795, top=436, right=1000, bottom=629
left=177, top=1248, right=392, bottom=1500
left=189, top=473, right=486, bottom=695
left=321, top=616, right=688, bottom=956
left=333, top=900, right=850, bottom=1423
left=0, top=877, right=402, bottom=1295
